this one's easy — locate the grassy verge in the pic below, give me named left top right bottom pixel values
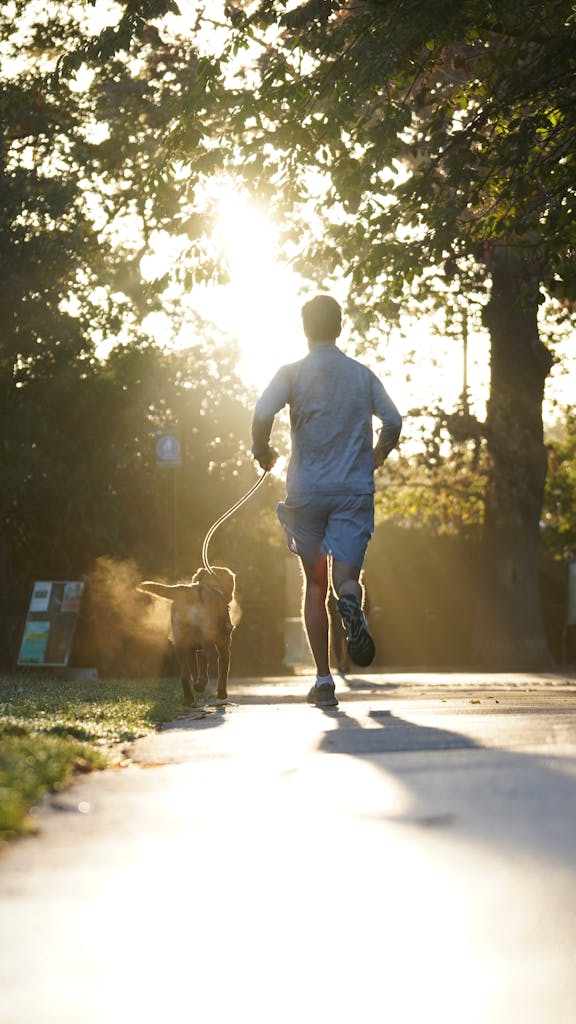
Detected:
left=0, top=674, right=185, bottom=842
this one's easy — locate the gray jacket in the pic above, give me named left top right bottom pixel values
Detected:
left=251, top=343, right=402, bottom=497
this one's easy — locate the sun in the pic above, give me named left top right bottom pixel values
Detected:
left=199, top=181, right=307, bottom=392
left=214, top=183, right=276, bottom=269
left=137, top=179, right=308, bottom=394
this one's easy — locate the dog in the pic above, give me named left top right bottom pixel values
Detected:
left=138, top=566, right=237, bottom=703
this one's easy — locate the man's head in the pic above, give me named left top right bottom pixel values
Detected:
left=301, top=294, right=342, bottom=344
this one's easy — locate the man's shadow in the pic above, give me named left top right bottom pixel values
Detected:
left=319, top=706, right=478, bottom=755
left=338, top=674, right=402, bottom=694
left=314, top=703, right=576, bottom=870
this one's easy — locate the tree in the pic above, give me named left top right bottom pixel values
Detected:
left=376, top=400, right=486, bottom=533
left=543, top=408, right=576, bottom=560
left=165, top=0, right=576, bottom=668
left=0, top=3, right=287, bottom=673
left=48, top=0, right=576, bottom=665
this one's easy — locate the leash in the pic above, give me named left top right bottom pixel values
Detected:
left=202, top=470, right=270, bottom=576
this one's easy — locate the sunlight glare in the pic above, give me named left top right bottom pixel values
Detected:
left=194, top=181, right=306, bottom=394
left=215, top=185, right=276, bottom=267
left=140, top=229, right=189, bottom=282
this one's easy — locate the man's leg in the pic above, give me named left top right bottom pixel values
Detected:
left=332, top=559, right=375, bottom=668
left=301, top=556, right=338, bottom=706
left=331, top=560, right=362, bottom=603
left=328, top=591, right=349, bottom=675
left=301, top=555, right=330, bottom=677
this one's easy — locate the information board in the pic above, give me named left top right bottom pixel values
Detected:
left=17, top=581, right=85, bottom=667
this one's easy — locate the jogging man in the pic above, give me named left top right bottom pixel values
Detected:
left=251, top=294, right=402, bottom=707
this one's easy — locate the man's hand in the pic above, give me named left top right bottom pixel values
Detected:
left=253, top=446, right=279, bottom=472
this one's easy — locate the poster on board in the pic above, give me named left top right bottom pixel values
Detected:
left=17, top=580, right=85, bottom=667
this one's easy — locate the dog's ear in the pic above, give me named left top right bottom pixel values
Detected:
left=192, top=566, right=235, bottom=600
left=138, top=581, right=197, bottom=603
left=138, top=581, right=172, bottom=599
left=212, top=567, right=235, bottom=600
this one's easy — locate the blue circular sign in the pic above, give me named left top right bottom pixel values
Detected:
left=156, top=435, right=181, bottom=462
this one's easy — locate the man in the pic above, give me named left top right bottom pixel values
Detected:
left=251, top=294, right=402, bottom=707
left=328, top=590, right=349, bottom=676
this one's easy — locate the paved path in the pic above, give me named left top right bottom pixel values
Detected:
left=1, top=673, right=576, bottom=1024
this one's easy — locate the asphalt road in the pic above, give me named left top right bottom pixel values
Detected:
left=1, top=672, right=575, bottom=1024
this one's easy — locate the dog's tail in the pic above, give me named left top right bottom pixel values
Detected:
left=138, top=581, right=199, bottom=604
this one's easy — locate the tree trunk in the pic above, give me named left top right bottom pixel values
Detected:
left=472, top=249, right=554, bottom=669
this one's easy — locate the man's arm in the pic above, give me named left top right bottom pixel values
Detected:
left=251, top=365, right=291, bottom=471
left=371, top=372, right=402, bottom=467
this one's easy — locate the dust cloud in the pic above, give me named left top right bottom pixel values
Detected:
left=88, top=556, right=172, bottom=677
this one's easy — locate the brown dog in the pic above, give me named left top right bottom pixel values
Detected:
left=138, top=566, right=236, bottom=703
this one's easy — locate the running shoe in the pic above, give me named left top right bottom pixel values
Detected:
left=336, top=595, right=375, bottom=667
left=306, top=683, right=338, bottom=707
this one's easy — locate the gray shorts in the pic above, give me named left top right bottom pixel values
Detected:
left=277, top=493, right=374, bottom=568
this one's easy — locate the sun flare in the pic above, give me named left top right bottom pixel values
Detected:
left=214, top=185, right=276, bottom=269
left=205, top=182, right=306, bottom=392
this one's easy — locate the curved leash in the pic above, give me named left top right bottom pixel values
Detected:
left=202, top=470, right=270, bottom=575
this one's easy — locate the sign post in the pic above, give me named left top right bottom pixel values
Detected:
left=155, top=428, right=182, bottom=577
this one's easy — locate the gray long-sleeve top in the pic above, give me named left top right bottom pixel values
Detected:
left=251, top=343, right=402, bottom=498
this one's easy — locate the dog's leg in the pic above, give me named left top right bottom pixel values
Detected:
left=194, top=648, right=209, bottom=696
left=190, top=650, right=199, bottom=693
left=179, top=649, right=194, bottom=705
left=215, top=636, right=231, bottom=700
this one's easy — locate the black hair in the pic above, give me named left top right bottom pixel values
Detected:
left=301, top=294, right=342, bottom=342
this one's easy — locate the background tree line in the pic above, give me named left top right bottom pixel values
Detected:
left=0, top=2, right=287, bottom=673
left=1, top=0, right=576, bottom=675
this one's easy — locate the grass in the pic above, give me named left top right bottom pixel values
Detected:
left=0, top=673, right=185, bottom=842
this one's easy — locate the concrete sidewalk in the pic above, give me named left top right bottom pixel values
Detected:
left=227, top=668, right=576, bottom=702
left=1, top=672, right=576, bottom=1024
